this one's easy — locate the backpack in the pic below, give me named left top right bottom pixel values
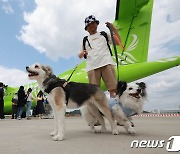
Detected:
left=24, top=93, right=29, bottom=102
left=82, top=31, right=113, bottom=59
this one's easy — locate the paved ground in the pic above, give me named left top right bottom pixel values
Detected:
left=0, top=116, right=180, bottom=154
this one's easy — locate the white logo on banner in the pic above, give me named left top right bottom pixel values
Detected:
left=127, top=34, right=139, bottom=52
left=130, top=136, right=180, bottom=152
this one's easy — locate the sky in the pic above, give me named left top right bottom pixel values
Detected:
left=0, top=0, right=179, bottom=111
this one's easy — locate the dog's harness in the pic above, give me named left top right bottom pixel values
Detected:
left=108, top=98, right=136, bottom=127
left=43, top=75, right=70, bottom=104
left=108, top=98, right=137, bottom=117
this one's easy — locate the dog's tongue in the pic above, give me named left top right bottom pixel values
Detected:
left=129, top=93, right=140, bottom=99
left=28, top=73, right=34, bottom=77
left=28, top=71, right=38, bottom=77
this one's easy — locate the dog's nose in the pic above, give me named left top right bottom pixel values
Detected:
left=26, top=66, right=29, bottom=70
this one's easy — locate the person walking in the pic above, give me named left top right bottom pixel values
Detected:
left=17, top=86, right=26, bottom=120
left=26, top=88, right=34, bottom=120
left=79, top=15, right=122, bottom=98
left=0, top=82, right=5, bottom=120
left=11, top=93, right=18, bottom=119
left=36, top=90, right=45, bottom=119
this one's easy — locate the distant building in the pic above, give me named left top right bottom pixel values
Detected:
left=66, top=109, right=81, bottom=117
left=155, top=109, right=180, bottom=114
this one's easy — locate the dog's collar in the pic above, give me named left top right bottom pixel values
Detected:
left=43, top=75, right=70, bottom=105
left=108, top=98, right=137, bottom=117
left=43, top=75, right=57, bottom=86
left=43, top=75, right=67, bottom=94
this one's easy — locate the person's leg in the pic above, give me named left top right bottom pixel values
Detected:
left=26, top=101, right=32, bottom=118
left=87, top=69, right=101, bottom=86
left=26, top=102, right=28, bottom=117
left=0, top=99, right=5, bottom=119
left=14, top=106, right=18, bottom=119
left=18, top=107, right=24, bottom=119
left=87, top=68, right=102, bottom=126
left=109, top=89, right=117, bottom=98
left=0, top=101, right=2, bottom=119
left=17, top=107, right=21, bottom=119
left=101, top=65, right=117, bottom=98
left=2, top=100, right=4, bottom=119
left=0, top=101, right=3, bottom=119
left=12, top=105, right=15, bottom=119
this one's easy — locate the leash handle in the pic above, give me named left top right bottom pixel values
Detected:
left=83, top=50, right=88, bottom=59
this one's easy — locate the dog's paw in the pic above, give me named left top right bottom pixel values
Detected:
left=52, top=134, right=64, bottom=141
left=94, top=129, right=107, bottom=133
left=91, top=128, right=100, bottom=133
left=100, top=127, right=107, bottom=133
left=127, top=128, right=136, bottom=135
left=112, top=128, right=119, bottom=135
left=90, top=127, right=104, bottom=133
left=50, top=131, right=57, bottom=136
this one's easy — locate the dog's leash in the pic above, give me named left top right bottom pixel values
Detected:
left=107, top=23, right=120, bottom=81
left=66, top=64, right=78, bottom=82
left=62, top=62, right=81, bottom=88
left=107, top=23, right=125, bottom=81
left=62, top=65, right=78, bottom=88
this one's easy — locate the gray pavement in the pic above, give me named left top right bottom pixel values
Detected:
left=0, top=116, right=180, bottom=154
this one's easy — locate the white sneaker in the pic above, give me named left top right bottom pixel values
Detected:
left=18, top=117, right=21, bottom=120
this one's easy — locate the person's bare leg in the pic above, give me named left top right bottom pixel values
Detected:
left=109, top=89, right=116, bottom=98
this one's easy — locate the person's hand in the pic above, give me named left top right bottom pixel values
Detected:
left=105, top=22, right=113, bottom=28
left=78, top=52, right=84, bottom=59
left=84, top=50, right=88, bottom=56
left=78, top=50, right=88, bottom=59
left=83, top=50, right=88, bottom=59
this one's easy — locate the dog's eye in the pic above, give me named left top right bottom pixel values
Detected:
left=129, top=88, right=133, bottom=90
left=35, top=65, right=39, bottom=68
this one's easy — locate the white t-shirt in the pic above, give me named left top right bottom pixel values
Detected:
left=80, top=32, right=116, bottom=72
left=27, top=93, right=34, bottom=102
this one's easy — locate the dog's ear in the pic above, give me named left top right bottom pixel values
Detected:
left=138, top=82, right=146, bottom=90
left=42, top=65, right=53, bottom=76
left=116, top=81, right=127, bottom=97
left=137, top=82, right=147, bottom=97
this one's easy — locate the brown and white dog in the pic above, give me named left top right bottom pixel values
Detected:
left=26, top=64, right=119, bottom=141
